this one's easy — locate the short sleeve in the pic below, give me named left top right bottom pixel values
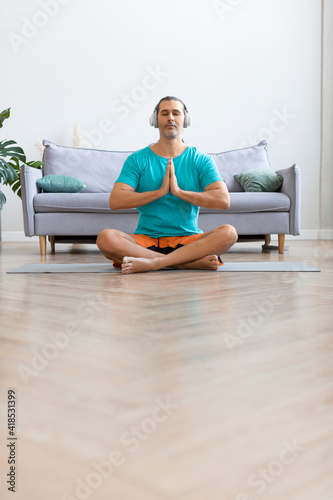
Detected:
left=199, top=155, right=224, bottom=190
left=115, top=154, right=141, bottom=190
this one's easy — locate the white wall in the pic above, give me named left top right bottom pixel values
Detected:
left=0, top=0, right=326, bottom=236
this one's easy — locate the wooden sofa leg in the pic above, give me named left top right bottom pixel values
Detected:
left=265, top=234, right=271, bottom=245
left=49, top=236, right=55, bottom=254
left=278, top=234, right=285, bottom=254
left=39, top=235, right=46, bottom=256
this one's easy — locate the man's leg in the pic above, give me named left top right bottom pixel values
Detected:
left=96, top=229, right=159, bottom=263
left=121, top=224, right=238, bottom=274
left=97, top=229, right=224, bottom=270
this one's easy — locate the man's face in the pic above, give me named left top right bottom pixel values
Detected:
left=157, top=100, right=184, bottom=139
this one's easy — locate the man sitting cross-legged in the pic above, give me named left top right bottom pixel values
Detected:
left=97, top=96, right=238, bottom=274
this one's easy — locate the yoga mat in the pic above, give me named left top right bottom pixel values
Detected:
left=7, top=262, right=320, bottom=273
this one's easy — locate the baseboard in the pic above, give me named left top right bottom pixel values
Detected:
left=1, top=232, right=39, bottom=242
left=318, top=229, right=333, bottom=240
left=1, top=230, right=333, bottom=242
left=271, top=229, right=333, bottom=241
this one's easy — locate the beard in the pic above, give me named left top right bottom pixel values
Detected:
left=162, top=125, right=179, bottom=139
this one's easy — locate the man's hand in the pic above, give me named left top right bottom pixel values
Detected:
left=159, top=157, right=180, bottom=197
left=168, top=158, right=181, bottom=197
left=159, top=160, right=171, bottom=197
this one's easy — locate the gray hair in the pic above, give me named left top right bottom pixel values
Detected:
left=155, top=96, right=186, bottom=114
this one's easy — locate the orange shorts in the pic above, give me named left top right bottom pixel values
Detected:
left=113, top=233, right=223, bottom=268
left=131, top=233, right=204, bottom=252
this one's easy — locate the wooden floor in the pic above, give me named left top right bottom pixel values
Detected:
left=0, top=240, right=332, bottom=500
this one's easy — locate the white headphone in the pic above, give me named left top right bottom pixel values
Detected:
left=149, top=98, right=192, bottom=128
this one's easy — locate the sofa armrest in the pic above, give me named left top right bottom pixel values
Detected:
left=20, top=165, right=42, bottom=236
left=276, top=164, right=301, bottom=235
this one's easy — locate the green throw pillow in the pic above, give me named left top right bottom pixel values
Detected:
left=234, top=167, right=283, bottom=192
left=37, top=175, right=86, bottom=193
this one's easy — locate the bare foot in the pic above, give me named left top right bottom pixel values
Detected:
left=121, top=256, right=162, bottom=274
left=175, top=254, right=222, bottom=271
left=121, top=254, right=223, bottom=274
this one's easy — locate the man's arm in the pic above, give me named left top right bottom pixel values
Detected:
left=109, top=166, right=170, bottom=210
left=173, top=180, right=230, bottom=209
left=169, top=159, right=230, bottom=209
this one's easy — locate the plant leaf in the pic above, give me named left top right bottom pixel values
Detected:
left=0, top=190, right=7, bottom=210
left=1, top=158, right=42, bottom=200
left=0, top=139, right=17, bottom=147
left=0, top=108, right=42, bottom=206
left=7, top=177, right=22, bottom=199
left=0, top=158, right=19, bottom=183
left=26, top=160, right=43, bottom=169
left=0, top=108, right=10, bottom=129
left=0, top=140, right=26, bottom=161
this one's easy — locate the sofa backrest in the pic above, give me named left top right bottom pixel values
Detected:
left=42, top=140, right=272, bottom=193
left=209, top=141, right=271, bottom=192
left=42, top=141, right=133, bottom=193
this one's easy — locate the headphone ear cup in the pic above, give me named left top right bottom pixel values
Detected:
left=183, top=111, right=192, bottom=128
left=149, top=111, right=158, bottom=128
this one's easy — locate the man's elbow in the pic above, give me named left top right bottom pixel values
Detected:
left=218, top=193, right=230, bottom=210
left=209, top=198, right=229, bottom=210
left=212, top=186, right=230, bottom=209
left=221, top=198, right=230, bottom=210
left=109, top=195, right=120, bottom=210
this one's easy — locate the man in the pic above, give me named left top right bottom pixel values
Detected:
left=97, top=96, right=238, bottom=274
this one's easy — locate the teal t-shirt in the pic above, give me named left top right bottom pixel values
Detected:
left=115, top=146, right=224, bottom=237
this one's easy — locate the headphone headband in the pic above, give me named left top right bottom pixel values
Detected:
left=149, top=98, right=192, bottom=128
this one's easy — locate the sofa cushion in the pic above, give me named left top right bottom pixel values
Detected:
left=209, top=141, right=271, bottom=192
left=234, top=167, right=283, bottom=192
left=34, top=193, right=110, bottom=213
left=42, top=140, right=133, bottom=193
left=34, top=192, right=290, bottom=214
left=200, top=192, right=290, bottom=214
left=36, top=175, right=86, bottom=193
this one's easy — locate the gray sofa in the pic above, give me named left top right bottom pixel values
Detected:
left=21, top=140, right=300, bottom=255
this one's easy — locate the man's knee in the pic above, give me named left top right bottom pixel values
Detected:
left=96, top=229, right=120, bottom=252
left=226, top=224, right=238, bottom=243
left=217, top=224, right=238, bottom=244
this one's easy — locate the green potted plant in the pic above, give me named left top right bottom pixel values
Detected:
left=0, top=108, right=42, bottom=210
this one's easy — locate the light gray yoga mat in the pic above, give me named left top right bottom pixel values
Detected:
left=7, top=262, right=320, bottom=273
